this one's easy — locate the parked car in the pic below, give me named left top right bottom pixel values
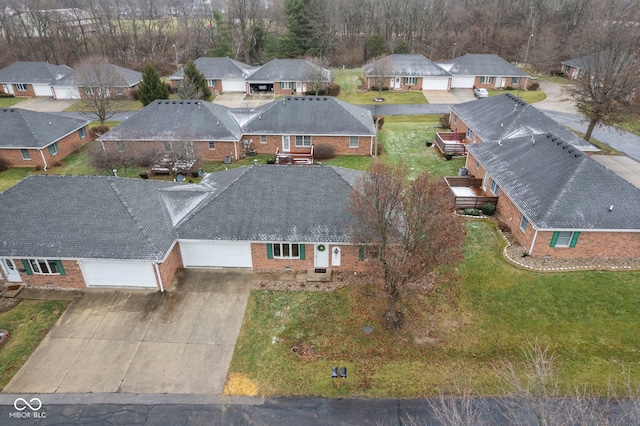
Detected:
left=474, top=88, right=489, bottom=98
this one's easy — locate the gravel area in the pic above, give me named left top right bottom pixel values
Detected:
left=0, top=297, right=20, bottom=312
left=252, top=271, right=356, bottom=291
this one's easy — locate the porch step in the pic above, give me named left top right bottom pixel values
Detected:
left=306, top=268, right=332, bottom=282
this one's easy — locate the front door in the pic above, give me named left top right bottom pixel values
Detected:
left=282, top=135, right=290, bottom=152
left=314, top=244, right=329, bottom=268
left=0, top=258, right=21, bottom=282
left=499, top=77, right=506, bottom=88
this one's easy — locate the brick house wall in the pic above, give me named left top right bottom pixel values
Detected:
left=79, top=86, right=137, bottom=100
left=366, top=76, right=423, bottom=91
left=101, top=140, right=237, bottom=162
left=244, top=134, right=372, bottom=157
left=0, top=126, right=90, bottom=168
left=448, top=112, right=482, bottom=144
left=11, top=259, right=86, bottom=289
left=473, top=76, right=528, bottom=89
left=9, top=84, right=36, bottom=97
left=157, top=242, right=183, bottom=290
left=250, top=243, right=366, bottom=272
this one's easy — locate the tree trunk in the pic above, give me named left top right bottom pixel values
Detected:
left=584, top=117, right=599, bottom=142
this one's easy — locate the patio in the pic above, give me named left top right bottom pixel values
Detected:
left=435, top=132, right=466, bottom=155
left=444, top=176, right=498, bottom=209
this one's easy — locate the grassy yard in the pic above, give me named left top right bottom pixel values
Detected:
left=64, top=99, right=145, bottom=112
left=0, top=300, right=68, bottom=390
left=0, top=97, right=25, bottom=108
left=0, top=168, right=31, bottom=193
left=538, top=76, right=576, bottom=85
left=333, top=68, right=429, bottom=105
left=488, top=89, right=546, bottom=103
left=227, top=220, right=640, bottom=397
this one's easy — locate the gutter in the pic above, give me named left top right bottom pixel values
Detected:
left=154, top=263, right=164, bottom=292
left=529, top=229, right=539, bottom=256
left=38, top=149, right=48, bottom=171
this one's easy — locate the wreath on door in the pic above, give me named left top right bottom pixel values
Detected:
left=317, top=244, right=326, bottom=252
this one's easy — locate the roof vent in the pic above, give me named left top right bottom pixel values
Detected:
left=49, top=122, right=52, bottom=125
left=186, top=101, right=190, bottom=104
left=216, top=121, right=220, bottom=126
left=500, top=123, right=503, bottom=128
left=609, top=205, right=613, bottom=212
left=179, top=101, right=184, bottom=104
left=172, top=101, right=176, bottom=104
left=258, top=116, right=261, bottom=120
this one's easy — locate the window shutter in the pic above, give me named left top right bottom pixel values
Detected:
left=569, top=232, right=580, bottom=248
left=550, top=232, right=559, bottom=247
left=267, top=243, right=273, bottom=259
left=279, top=82, right=284, bottom=89
left=299, top=244, right=305, bottom=260
left=55, top=260, right=66, bottom=276
left=359, top=246, right=365, bottom=261
left=22, top=259, right=33, bottom=275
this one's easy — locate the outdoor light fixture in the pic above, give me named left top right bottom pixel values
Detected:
left=331, top=366, right=347, bottom=388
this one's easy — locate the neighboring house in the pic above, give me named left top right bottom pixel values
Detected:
left=2, top=8, right=96, bottom=38
left=245, top=59, right=331, bottom=95
left=0, top=61, right=73, bottom=97
left=99, top=96, right=377, bottom=162
left=363, top=54, right=452, bottom=91
left=448, top=133, right=640, bottom=260
left=438, top=54, right=529, bottom=89
left=53, top=63, right=142, bottom=100
left=169, top=57, right=257, bottom=93
left=560, top=51, right=616, bottom=80
left=436, top=93, right=598, bottom=154
left=0, top=166, right=366, bottom=289
left=0, top=108, right=90, bottom=169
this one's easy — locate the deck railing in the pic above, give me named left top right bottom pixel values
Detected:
left=275, top=145, right=314, bottom=164
left=444, top=176, right=498, bottom=209
left=435, top=132, right=466, bottom=155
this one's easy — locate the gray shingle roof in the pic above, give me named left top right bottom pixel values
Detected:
left=0, top=61, right=73, bottom=84
left=174, top=165, right=362, bottom=242
left=0, top=175, right=178, bottom=260
left=0, top=108, right=88, bottom=149
left=56, top=64, right=142, bottom=87
left=364, top=54, right=450, bottom=77
left=236, top=96, right=376, bottom=136
left=169, top=57, right=257, bottom=80
left=468, top=134, right=640, bottom=230
left=451, top=93, right=597, bottom=152
left=438, top=54, right=529, bottom=77
left=245, top=59, right=331, bottom=82
left=99, top=100, right=243, bottom=142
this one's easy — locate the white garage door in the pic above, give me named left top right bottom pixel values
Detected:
left=80, top=260, right=157, bottom=288
left=52, top=86, right=80, bottom=99
left=221, top=79, right=247, bottom=92
left=180, top=240, right=253, bottom=268
left=422, top=77, right=450, bottom=91
left=33, top=84, right=53, bottom=97
left=451, top=76, right=476, bottom=89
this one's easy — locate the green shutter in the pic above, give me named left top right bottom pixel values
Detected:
left=267, top=243, right=273, bottom=259
left=569, top=232, right=580, bottom=248
left=359, top=246, right=365, bottom=261
left=550, top=232, right=559, bottom=247
left=22, top=259, right=33, bottom=275
left=299, top=244, right=305, bottom=260
left=279, top=82, right=284, bottom=89
left=55, top=260, right=66, bottom=276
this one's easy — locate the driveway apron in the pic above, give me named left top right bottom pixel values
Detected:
left=3, top=269, right=252, bottom=395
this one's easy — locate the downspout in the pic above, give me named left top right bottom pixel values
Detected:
left=39, top=149, right=48, bottom=171
left=529, top=229, right=539, bottom=256
left=154, top=263, right=164, bottom=292
left=234, top=140, right=238, bottom=160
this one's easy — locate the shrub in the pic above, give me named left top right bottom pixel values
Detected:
left=482, top=202, right=496, bottom=216
left=34, top=165, right=42, bottom=171
left=497, top=220, right=511, bottom=233
left=314, top=144, right=335, bottom=160
left=372, top=116, right=385, bottom=129
left=129, top=88, right=139, bottom=101
left=439, top=113, right=450, bottom=129
left=305, top=89, right=326, bottom=96
left=463, top=208, right=480, bottom=216
left=191, top=170, right=200, bottom=178
left=326, top=83, right=340, bottom=97
left=266, top=157, right=276, bottom=164
left=528, top=82, right=540, bottom=91
left=91, top=125, right=110, bottom=136
left=371, top=86, right=390, bottom=92
left=139, top=171, right=149, bottom=179
left=506, top=86, right=515, bottom=90
left=0, top=93, right=15, bottom=98
left=0, top=157, right=8, bottom=172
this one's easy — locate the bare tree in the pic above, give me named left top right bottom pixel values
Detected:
left=427, top=379, right=488, bottom=426
left=364, top=55, right=393, bottom=101
left=304, top=57, right=330, bottom=94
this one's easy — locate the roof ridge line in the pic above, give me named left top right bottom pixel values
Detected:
left=16, top=109, right=41, bottom=146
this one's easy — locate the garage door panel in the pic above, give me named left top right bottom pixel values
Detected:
left=221, top=79, right=246, bottom=92
left=422, top=78, right=450, bottom=91
left=81, top=260, right=157, bottom=288
left=181, top=241, right=252, bottom=268
left=33, top=84, right=53, bottom=97
left=451, top=76, right=476, bottom=88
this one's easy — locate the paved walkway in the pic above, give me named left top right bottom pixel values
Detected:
left=4, top=270, right=251, bottom=395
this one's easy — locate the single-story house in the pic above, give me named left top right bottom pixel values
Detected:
left=363, top=54, right=452, bottom=91
left=169, top=57, right=257, bottom=93
left=450, top=133, right=640, bottom=260
left=245, top=59, right=331, bottom=95
left=437, top=54, right=529, bottom=89
left=0, top=61, right=73, bottom=97
left=0, top=108, right=90, bottom=169
left=436, top=93, right=598, bottom=155
left=99, top=96, right=377, bottom=163
left=0, top=166, right=366, bottom=289
left=52, top=63, right=142, bottom=99
left=560, top=51, right=617, bottom=80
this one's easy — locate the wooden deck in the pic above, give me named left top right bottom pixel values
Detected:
left=444, top=176, right=498, bottom=209
left=435, top=132, right=466, bottom=155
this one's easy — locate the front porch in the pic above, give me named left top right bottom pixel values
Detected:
left=275, top=146, right=314, bottom=165
left=444, top=176, right=498, bottom=209
left=435, top=132, right=466, bottom=156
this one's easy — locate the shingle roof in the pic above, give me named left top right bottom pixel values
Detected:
left=169, top=57, right=257, bottom=80
left=451, top=93, right=597, bottom=152
left=174, top=165, right=362, bottom=242
left=246, top=59, right=331, bottom=82
left=56, top=64, right=142, bottom=87
left=364, top=54, right=450, bottom=77
left=0, top=175, right=177, bottom=260
left=0, top=108, right=88, bottom=149
left=0, top=61, right=73, bottom=84
left=438, top=54, right=529, bottom=77
left=99, top=100, right=243, bottom=142
left=236, top=96, right=376, bottom=136
left=468, top=134, right=640, bottom=230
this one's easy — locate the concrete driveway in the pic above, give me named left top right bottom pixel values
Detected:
left=451, top=88, right=476, bottom=103
left=591, top=155, right=640, bottom=188
left=423, top=90, right=459, bottom=104
left=13, top=97, right=76, bottom=112
left=213, top=93, right=272, bottom=108
left=4, top=269, right=252, bottom=395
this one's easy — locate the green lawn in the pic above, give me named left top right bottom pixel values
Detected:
left=538, top=76, right=576, bottom=85
left=0, top=168, right=31, bottom=193
left=488, top=89, right=546, bottom=103
left=333, top=68, right=429, bottom=105
left=228, top=220, right=640, bottom=397
left=0, top=97, right=25, bottom=108
left=0, top=300, right=68, bottom=390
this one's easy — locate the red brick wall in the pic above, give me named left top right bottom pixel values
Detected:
left=365, top=76, right=422, bottom=91
left=448, top=112, right=483, bottom=144
left=157, top=242, right=183, bottom=290
left=101, top=140, right=236, bottom=162
left=250, top=243, right=366, bottom=272
left=473, top=76, right=527, bottom=89
left=244, top=134, right=372, bottom=157
left=79, top=87, right=136, bottom=100
left=11, top=84, right=36, bottom=97
left=13, top=259, right=86, bottom=289
left=0, top=125, right=90, bottom=168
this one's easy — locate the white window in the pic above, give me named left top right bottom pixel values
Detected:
left=116, top=141, right=126, bottom=152
left=48, top=142, right=59, bottom=156
left=554, top=231, right=574, bottom=248
left=280, top=82, right=294, bottom=89
left=490, top=179, right=499, bottom=195
left=349, top=136, right=359, bottom=148
left=403, top=77, right=418, bottom=85
left=273, top=243, right=300, bottom=259
left=208, top=142, right=216, bottom=150
left=20, top=149, right=31, bottom=160
left=78, top=127, right=87, bottom=138
left=482, top=173, right=489, bottom=191
left=295, top=135, right=311, bottom=147
left=84, top=87, right=95, bottom=95
left=466, top=128, right=472, bottom=139
left=206, top=79, right=217, bottom=87
left=260, top=135, right=267, bottom=144
left=511, top=77, right=521, bottom=85
left=479, top=76, right=495, bottom=84
left=14, top=83, right=28, bottom=91
left=29, top=259, right=62, bottom=274
left=519, top=215, right=529, bottom=232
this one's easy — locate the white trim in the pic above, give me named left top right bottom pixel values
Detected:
left=154, top=263, right=164, bottom=292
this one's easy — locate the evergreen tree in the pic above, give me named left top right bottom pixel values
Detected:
left=137, top=64, right=169, bottom=106
left=281, top=0, right=329, bottom=58
left=181, top=60, right=212, bottom=101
